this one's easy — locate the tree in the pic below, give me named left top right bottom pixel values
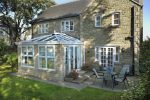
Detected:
left=0, top=0, right=55, bottom=48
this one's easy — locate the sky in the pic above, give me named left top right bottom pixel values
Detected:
left=54, top=0, right=150, bottom=39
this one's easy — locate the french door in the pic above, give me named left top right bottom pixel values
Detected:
left=96, top=47, right=115, bottom=68
left=64, top=46, right=82, bottom=75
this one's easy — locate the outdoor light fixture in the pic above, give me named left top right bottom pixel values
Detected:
left=121, top=48, right=125, bottom=53
left=125, top=36, right=134, bottom=41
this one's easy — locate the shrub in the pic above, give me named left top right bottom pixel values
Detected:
left=122, top=37, right=150, bottom=100
left=4, top=52, right=18, bottom=72
left=0, top=39, right=8, bottom=63
left=65, top=70, right=79, bottom=80
left=81, top=61, right=101, bottom=71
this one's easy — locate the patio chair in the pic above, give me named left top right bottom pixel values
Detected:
left=113, top=67, right=129, bottom=89
left=92, top=68, right=104, bottom=87
left=103, top=71, right=114, bottom=89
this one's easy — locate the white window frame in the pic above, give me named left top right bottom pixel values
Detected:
left=61, top=20, right=74, bottom=32
left=38, top=45, right=55, bottom=71
left=112, top=12, right=120, bottom=26
left=95, top=46, right=120, bottom=63
left=21, top=45, right=34, bottom=68
left=38, top=23, right=49, bottom=34
left=95, top=14, right=102, bottom=27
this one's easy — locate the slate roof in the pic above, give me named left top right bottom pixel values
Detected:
left=32, top=0, right=91, bottom=23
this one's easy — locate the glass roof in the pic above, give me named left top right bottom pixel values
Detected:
left=17, top=33, right=83, bottom=45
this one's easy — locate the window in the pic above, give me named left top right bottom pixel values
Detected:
left=112, top=13, right=120, bottom=26
left=61, top=20, right=74, bottom=32
left=95, top=46, right=120, bottom=66
left=38, top=23, right=49, bottom=34
left=38, top=46, right=55, bottom=70
left=95, top=15, right=102, bottom=27
left=21, top=45, right=34, bottom=67
left=114, top=47, right=120, bottom=62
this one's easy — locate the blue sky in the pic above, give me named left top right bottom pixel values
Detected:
left=54, top=0, right=150, bottom=39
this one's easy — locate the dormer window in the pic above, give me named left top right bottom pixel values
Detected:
left=61, top=20, right=74, bottom=32
left=38, top=23, right=49, bottom=34
left=112, top=12, right=120, bottom=26
left=95, top=14, right=102, bottom=27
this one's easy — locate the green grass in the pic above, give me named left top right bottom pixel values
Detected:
left=0, top=65, right=122, bottom=100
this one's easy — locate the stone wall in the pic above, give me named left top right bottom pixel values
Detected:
left=79, top=0, right=143, bottom=73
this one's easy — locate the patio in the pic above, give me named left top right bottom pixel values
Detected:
left=12, top=70, right=139, bottom=92
left=64, top=70, right=139, bottom=91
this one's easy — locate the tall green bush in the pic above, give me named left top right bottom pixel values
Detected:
left=4, top=52, right=18, bottom=72
left=122, top=38, right=150, bottom=100
left=0, top=39, right=8, bottom=62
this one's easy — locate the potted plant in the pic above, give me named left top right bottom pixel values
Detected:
left=64, top=69, right=79, bottom=82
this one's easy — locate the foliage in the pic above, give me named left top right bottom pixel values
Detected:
left=81, top=61, right=101, bottom=71
left=0, top=39, right=8, bottom=63
left=0, top=66, right=121, bottom=100
left=4, top=52, right=18, bottom=72
left=0, top=0, right=55, bottom=47
left=121, top=37, right=150, bottom=100
left=65, top=70, right=79, bottom=80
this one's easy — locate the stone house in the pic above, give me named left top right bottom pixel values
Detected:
left=16, top=0, right=143, bottom=81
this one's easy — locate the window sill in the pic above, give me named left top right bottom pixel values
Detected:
left=95, top=26, right=104, bottom=28
left=111, top=24, right=120, bottom=27
left=61, top=30, right=74, bottom=33
left=21, top=66, right=34, bottom=68
left=38, top=68, right=56, bottom=72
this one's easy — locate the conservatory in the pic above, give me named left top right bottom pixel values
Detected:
left=16, top=33, right=84, bottom=81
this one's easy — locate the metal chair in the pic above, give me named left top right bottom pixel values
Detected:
left=103, top=71, right=114, bottom=89
left=113, top=67, right=129, bottom=89
left=92, top=68, right=104, bottom=87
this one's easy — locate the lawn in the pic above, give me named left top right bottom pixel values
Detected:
left=0, top=65, right=122, bottom=100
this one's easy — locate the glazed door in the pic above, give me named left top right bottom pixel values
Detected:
left=100, top=47, right=114, bottom=68
left=64, top=46, right=82, bottom=75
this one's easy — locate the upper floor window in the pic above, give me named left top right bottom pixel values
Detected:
left=112, top=12, right=120, bottom=26
left=38, top=23, right=49, bottom=34
left=61, top=20, right=74, bottom=32
left=95, top=14, right=102, bottom=27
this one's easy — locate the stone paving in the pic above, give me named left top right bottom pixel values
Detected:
left=10, top=72, right=139, bottom=92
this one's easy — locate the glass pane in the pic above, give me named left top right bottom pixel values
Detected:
left=39, top=58, right=46, bottom=68
left=66, top=21, right=69, bottom=25
left=47, top=58, right=54, bottom=69
left=28, top=57, right=34, bottom=66
left=28, top=46, right=33, bottom=55
left=116, top=55, right=119, bottom=61
left=39, top=47, right=45, bottom=56
left=116, top=47, right=120, bottom=53
left=114, top=20, right=119, bottom=25
left=96, top=16, right=100, bottom=20
left=70, top=21, right=74, bottom=25
left=47, top=47, right=54, bottom=57
left=46, top=23, right=49, bottom=27
left=114, top=13, right=119, bottom=19
left=22, top=47, right=27, bottom=55
left=22, top=56, right=27, bottom=65
left=70, top=26, right=74, bottom=31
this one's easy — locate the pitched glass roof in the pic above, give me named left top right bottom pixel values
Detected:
left=17, top=33, right=83, bottom=45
